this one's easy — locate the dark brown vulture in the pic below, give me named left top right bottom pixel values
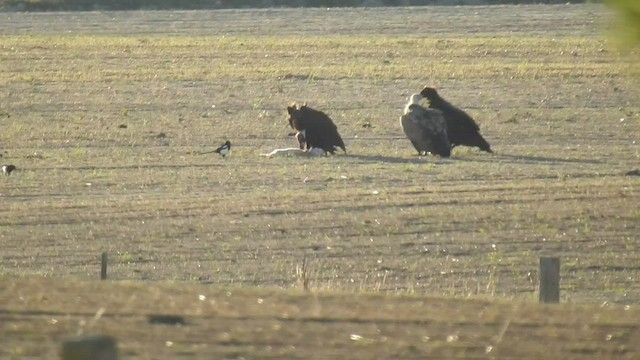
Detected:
left=420, top=86, right=492, bottom=153
left=400, top=94, right=451, bottom=157
left=286, top=104, right=346, bottom=154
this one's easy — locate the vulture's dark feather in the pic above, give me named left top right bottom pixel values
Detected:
left=420, top=87, right=492, bottom=153
left=400, top=94, right=450, bottom=157
left=286, top=104, right=346, bottom=154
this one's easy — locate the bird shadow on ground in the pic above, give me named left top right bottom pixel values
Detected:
left=192, top=150, right=220, bottom=155
left=340, top=150, right=605, bottom=166
left=451, top=152, right=605, bottom=165
left=32, top=164, right=227, bottom=172
left=339, top=153, right=450, bottom=165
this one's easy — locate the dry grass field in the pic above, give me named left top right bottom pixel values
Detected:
left=1, top=4, right=639, bottom=358
left=2, top=276, right=640, bottom=359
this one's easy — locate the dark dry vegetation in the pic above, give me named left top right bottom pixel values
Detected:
left=0, top=4, right=639, bottom=358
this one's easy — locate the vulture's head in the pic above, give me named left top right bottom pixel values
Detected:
left=405, top=93, right=424, bottom=114
left=408, top=93, right=424, bottom=105
left=286, top=104, right=305, bottom=130
left=419, top=86, right=439, bottom=99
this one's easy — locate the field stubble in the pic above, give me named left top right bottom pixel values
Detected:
left=0, top=4, right=639, bottom=358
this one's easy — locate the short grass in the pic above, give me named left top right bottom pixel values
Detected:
left=0, top=4, right=639, bottom=358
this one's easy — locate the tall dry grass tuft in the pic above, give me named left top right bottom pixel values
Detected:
left=296, top=255, right=312, bottom=292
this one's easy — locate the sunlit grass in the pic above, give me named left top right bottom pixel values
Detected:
left=1, top=35, right=636, bottom=85
left=0, top=6, right=638, bottom=359
left=0, top=6, right=638, bottom=305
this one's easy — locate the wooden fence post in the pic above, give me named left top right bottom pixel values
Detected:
left=101, top=252, right=108, bottom=280
left=539, top=256, right=560, bottom=303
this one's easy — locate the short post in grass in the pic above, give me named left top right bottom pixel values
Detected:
left=61, top=335, right=118, bottom=360
left=101, top=252, right=108, bottom=280
left=539, top=256, right=560, bottom=303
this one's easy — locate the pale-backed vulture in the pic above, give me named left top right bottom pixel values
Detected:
left=400, top=93, right=451, bottom=157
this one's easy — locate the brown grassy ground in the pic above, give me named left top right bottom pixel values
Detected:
left=0, top=4, right=639, bottom=358
left=2, top=276, right=640, bottom=359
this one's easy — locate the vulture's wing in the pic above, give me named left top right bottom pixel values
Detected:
left=298, top=107, right=346, bottom=153
left=442, top=105, right=480, bottom=132
left=332, top=129, right=347, bottom=153
left=423, top=90, right=480, bottom=132
left=430, top=101, right=491, bottom=152
left=422, top=89, right=491, bottom=152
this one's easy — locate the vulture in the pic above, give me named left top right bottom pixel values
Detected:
left=420, top=86, right=492, bottom=153
left=286, top=104, right=346, bottom=154
left=400, top=93, right=451, bottom=157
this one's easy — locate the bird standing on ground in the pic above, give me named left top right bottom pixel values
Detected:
left=2, top=164, right=16, bottom=175
left=400, top=93, right=451, bottom=157
left=215, top=141, right=231, bottom=158
left=420, top=86, right=493, bottom=153
left=286, top=104, right=346, bottom=154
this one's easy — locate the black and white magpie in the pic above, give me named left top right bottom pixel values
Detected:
left=215, top=141, right=231, bottom=158
left=2, top=164, right=16, bottom=175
